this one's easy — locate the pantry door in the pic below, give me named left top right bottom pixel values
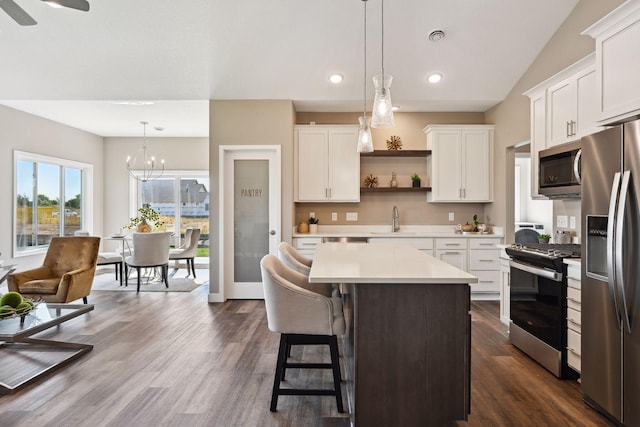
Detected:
left=220, top=146, right=281, bottom=299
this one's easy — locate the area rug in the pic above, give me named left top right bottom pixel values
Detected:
left=91, top=271, right=206, bottom=292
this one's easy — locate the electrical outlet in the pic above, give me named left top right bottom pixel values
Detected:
left=569, top=216, right=576, bottom=230
left=557, top=215, right=568, bottom=228
left=331, top=212, right=338, bottom=221
left=448, top=212, right=455, bottom=221
left=346, top=212, right=358, bottom=221
left=309, top=212, right=315, bottom=219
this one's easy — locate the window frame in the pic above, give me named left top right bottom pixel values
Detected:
left=13, top=150, right=94, bottom=257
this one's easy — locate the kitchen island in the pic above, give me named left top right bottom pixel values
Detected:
left=310, top=242, right=478, bottom=427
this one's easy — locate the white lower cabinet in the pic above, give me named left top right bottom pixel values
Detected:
left=435, top=238, right=467, bottom=271
left=566, top=263, right=581, bottom=373
left=292, top=237, right=322, bottom=259
left=499, top=255, right=510, bottom=326
left=467, top=238, right=501, bottom=300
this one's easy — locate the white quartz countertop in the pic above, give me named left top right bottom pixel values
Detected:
left=293, top=224, right=504, bottom=239
left=309, top=242, right=478, bottom=284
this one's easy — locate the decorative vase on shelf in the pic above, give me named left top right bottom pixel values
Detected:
left=297, top=222, right=309, bottom=233
left=309, top=224, right=318, bottom=234
left=390, top=172, right=398, bottom=188
left=136, top=219, right=152, bottom=233
left=412, top=179, right=421, bottom=188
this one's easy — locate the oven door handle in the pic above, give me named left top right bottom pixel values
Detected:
left=509, top=260, right=563, bottom=282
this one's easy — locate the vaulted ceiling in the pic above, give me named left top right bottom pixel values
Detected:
left=0, top=0, right=578, bottom=137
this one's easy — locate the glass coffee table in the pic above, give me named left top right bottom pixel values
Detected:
left=0, top=303, right=94, bottom=394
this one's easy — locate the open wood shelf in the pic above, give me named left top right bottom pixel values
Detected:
left=360, top=150, right=431, bottom=157
left=360, top=186, right=431, bottom=193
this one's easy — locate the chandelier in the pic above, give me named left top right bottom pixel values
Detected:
left=126, top=121, right=165, bottom=182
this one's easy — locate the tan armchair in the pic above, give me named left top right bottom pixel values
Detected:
left=8, top=236, right=101, bottom=304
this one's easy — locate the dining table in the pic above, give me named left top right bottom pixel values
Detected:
left=309, top=242, right=478, bottom=427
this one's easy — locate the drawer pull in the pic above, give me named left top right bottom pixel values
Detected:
left=479, top=280, right=493, bottom=283
left=567, top=347, right=580, bottom=355
left=445, top=243, right=461, bottom=246
left=444, top=251, right=461, bottom=255
left=479, top=259, right=494, bottom=262
left=301, top=243, right=317, bottom=246
left=478, top=243, right=494, bottom=246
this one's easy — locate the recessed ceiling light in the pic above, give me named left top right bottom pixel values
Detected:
left=428, top=30, right=445, bottom=42
left=392, top=106, right=400, bottom=111
left=427, top=73, right=443, bottom=84
left=329, top=74, right=344, bottom=84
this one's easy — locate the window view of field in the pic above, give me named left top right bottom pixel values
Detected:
left=15, top=159, right=84, bottom=249
left=140, top=177, right=210, bottom=258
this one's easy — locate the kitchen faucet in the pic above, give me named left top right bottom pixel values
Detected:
left=392, top=206, right=399, bottom=232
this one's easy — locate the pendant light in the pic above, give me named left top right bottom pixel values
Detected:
left=371, top=0, right=394, bottom=128
left=357, top=0, right=374, bottom=153
left=126, top=121, right=165, bottom=182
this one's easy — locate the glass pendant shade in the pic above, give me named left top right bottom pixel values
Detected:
left=371, top=74, right=394, bottom=128
left=357, top=116, right=374, bottom=153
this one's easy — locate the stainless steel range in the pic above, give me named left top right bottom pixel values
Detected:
left=505, top=243, right=580, bottom=379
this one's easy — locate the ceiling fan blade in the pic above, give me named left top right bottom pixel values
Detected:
left=42, top=0, right=89, bottom=12
left=0, top=0, right=37, bottom=25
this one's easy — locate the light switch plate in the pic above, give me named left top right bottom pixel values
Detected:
left=309, top=212, right=315, bottom=219
left=346, top=212, right=358, bottom=221
left=569, top=216, right=576, bottom=230
left=331, top=212, right=338, bottom=221
left=448, top=212, right=455, bottom=221
left=557, top=215, right=568, bottom=228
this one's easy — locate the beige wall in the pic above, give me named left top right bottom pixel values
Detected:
left=210, top=100, right=295, bottom=296
left=0, top=105, right=104, bottom=270
left=295, top=111, right=488, bottom=226
left=484, top=0, right=624, bottom=243
left=102, top=136, right=209, bottom=240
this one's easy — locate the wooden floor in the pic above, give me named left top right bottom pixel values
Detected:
left=0, top=282, right=615, bottom=427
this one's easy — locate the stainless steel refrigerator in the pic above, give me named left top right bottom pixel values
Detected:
left=582, top=119, right=640, bottom=426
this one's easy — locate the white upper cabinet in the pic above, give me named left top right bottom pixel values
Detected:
left=424, top=125, right=494, bottom=203
left=528, top=90, right=547, bottom=199
left=295, top=125, right=360, bottom=202
left=583, top=1, right=640, bottom=125
left=525, top=53, right=599, bottom=200
left=547, top=63, right=598, bottom=147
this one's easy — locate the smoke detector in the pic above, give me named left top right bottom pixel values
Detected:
left=428, top=30, right=445, bottom=42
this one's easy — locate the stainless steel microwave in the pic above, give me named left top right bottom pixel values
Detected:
left=538, top=140, right=581, bottom=198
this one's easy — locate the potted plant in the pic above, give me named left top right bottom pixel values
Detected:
left=308, top=216, right=319, bottom=234
left=411, top=173, right=421, bottom=188
left=538, top=233, right=551, bottom=244
left=123, top=206, right=165, bottom=232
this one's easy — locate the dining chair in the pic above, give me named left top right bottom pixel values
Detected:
left=169, top=228, right=200, bottom=278
left=75, top=230, right=124, bottom=286
left=260, top=254, right=344, bottom=413
left=124, top=232, right=172, bottom=292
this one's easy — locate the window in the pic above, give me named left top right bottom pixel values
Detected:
left=129, top=171, right=209, bottom=260
left=14, top=151, right=93, bottom=256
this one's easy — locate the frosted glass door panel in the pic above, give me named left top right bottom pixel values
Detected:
left=234, top=160, right=269, bottom=283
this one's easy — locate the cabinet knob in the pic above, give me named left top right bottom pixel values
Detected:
left=270, top=230, right=276, bottom=235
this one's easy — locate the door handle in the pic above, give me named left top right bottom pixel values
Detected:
left=616, top=170, right=632, bottom=333
left=574, top=149, right=582, bottom=184
left=270, top=230, right=276, bottom=235
left=566, top=121, right=571, bottom=138
left=607, top=172, right=622, bottom=331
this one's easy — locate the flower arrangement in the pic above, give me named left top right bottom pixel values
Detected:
left=308, top=217, right=319, bottom=225
left=123, top=206, right=165, bottom=231
left=411, top=173, right=420, bottom=182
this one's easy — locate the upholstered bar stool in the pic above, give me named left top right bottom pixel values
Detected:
left=277, top=241, right=338, bottom=297
left=260, top=254, right=344, bottom=413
